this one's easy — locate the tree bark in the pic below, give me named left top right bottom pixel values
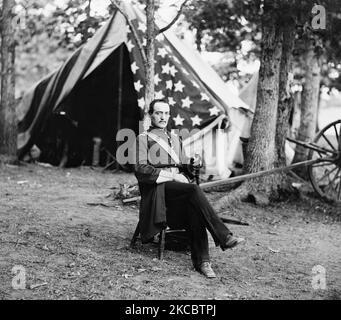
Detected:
left=275, top=22, right=296, bottom=169
left=144, top=0, right=155, bottom=126
left=214, top=0, right=284, bottom=209
left=195, top=31, right=201, bottom=52
left=242, top=0, right=283, bottom=195
left=83, top=0, right=92, bottom=42
left=0, top=0, right=17, bottom=163
left=292, top=35, right=321, bottom=177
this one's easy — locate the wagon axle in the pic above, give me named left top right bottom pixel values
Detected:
left=201, top=120, right=341, bottom=205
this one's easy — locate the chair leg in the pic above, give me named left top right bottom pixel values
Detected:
left=130, top=222, right=140, bottom=248
left=158, top=228, right=166, bottom=260
left=132, top=223, right=167, bottom=259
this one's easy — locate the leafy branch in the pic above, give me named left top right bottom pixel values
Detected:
left=158, top=0, right=189, bottom=34
left=110, top=0, right=147, bottom=67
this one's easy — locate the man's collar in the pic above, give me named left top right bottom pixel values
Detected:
left=149, top=125, right=168, bottom=133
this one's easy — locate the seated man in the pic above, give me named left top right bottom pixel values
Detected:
left=134, top=99, right=244, bottom=278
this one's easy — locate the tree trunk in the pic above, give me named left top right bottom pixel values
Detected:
left=0, top=0, right=17, bottom=163
left=83, top=0, right=92, bottom=42
left=144, top=0, right=155, bottom=129
left=292, top=35, right=321, bottom=177
left=242, top=0, right=283, bottom=195
left=195, top=30, right=201, bottom=52
left=275, top=22, right=296, bottom=169
left=214, top=0, right=284, bottom=209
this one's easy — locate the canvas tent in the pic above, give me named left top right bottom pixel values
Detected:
left=224, top=72, right=258, bottom=167
left=17, top=1, right=249, bottom=177
left=239, top=72, right=258, bottom=113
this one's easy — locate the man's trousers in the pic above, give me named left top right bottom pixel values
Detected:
left=164, top=181, right=232, bottom=268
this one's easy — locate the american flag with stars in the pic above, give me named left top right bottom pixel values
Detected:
left=125, top=16, right=224, bottom=130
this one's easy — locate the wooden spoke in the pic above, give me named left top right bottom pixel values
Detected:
left=331, top=173, right=341, bottom=200
left=324, top=168, right=340, bottom=193
left=308, top=120, right=341, bottom=203
left=337, top=180, right=341, bottom=200
left=314, top=150, right=323, bottom=158
left=316, top=166, right=338, bottom=184
left=312, top=161, right=334, bottom=168
left=321, top=133, right=336, bottom=151
left=333, top=123, right=339, bottom=144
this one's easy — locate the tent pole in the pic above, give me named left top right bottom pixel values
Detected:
left=115, top=44, right=124, bottom=170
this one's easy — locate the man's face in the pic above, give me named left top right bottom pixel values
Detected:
left=150, top=102, right=170, bottom=129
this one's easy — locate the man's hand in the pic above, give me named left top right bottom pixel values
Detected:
left=192, top=153, right=202, bottom=167
left=173, top=173, right=189, bottom=183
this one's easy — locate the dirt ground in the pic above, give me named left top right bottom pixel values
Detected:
left=0, top=162, right=340, bottom=300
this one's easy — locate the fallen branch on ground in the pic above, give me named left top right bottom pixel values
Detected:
left=86, top=202, right=118, bottom=208
left=29, top=282, right=48, bottom=290
left=219, top=217, right=249, bottom=226
left=122, top=196, right=140, bottom=204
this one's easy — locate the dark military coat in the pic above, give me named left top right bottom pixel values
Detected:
left=134, top=127, right=193, bottom=242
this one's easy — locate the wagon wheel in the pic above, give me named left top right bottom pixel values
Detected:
left=308, top=119, right=341, bottom=203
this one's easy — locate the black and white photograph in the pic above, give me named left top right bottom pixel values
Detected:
left=0, top=0, right=340, bottom=304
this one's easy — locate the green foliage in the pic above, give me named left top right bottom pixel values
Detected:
left=47, top=0, right=108, bottom=49
left=183, top=0, right=261, bottom=83
left=7, top=0, right=341, bottom=96
left=14, top=0, right=111, bottom=96
left=320, top=1, right=341, bottom=90
left=292, top=0, right=341, bottom=91
left=183, top=0, right=341, bottom=92
left=185, top=0, right=260, bottom=52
